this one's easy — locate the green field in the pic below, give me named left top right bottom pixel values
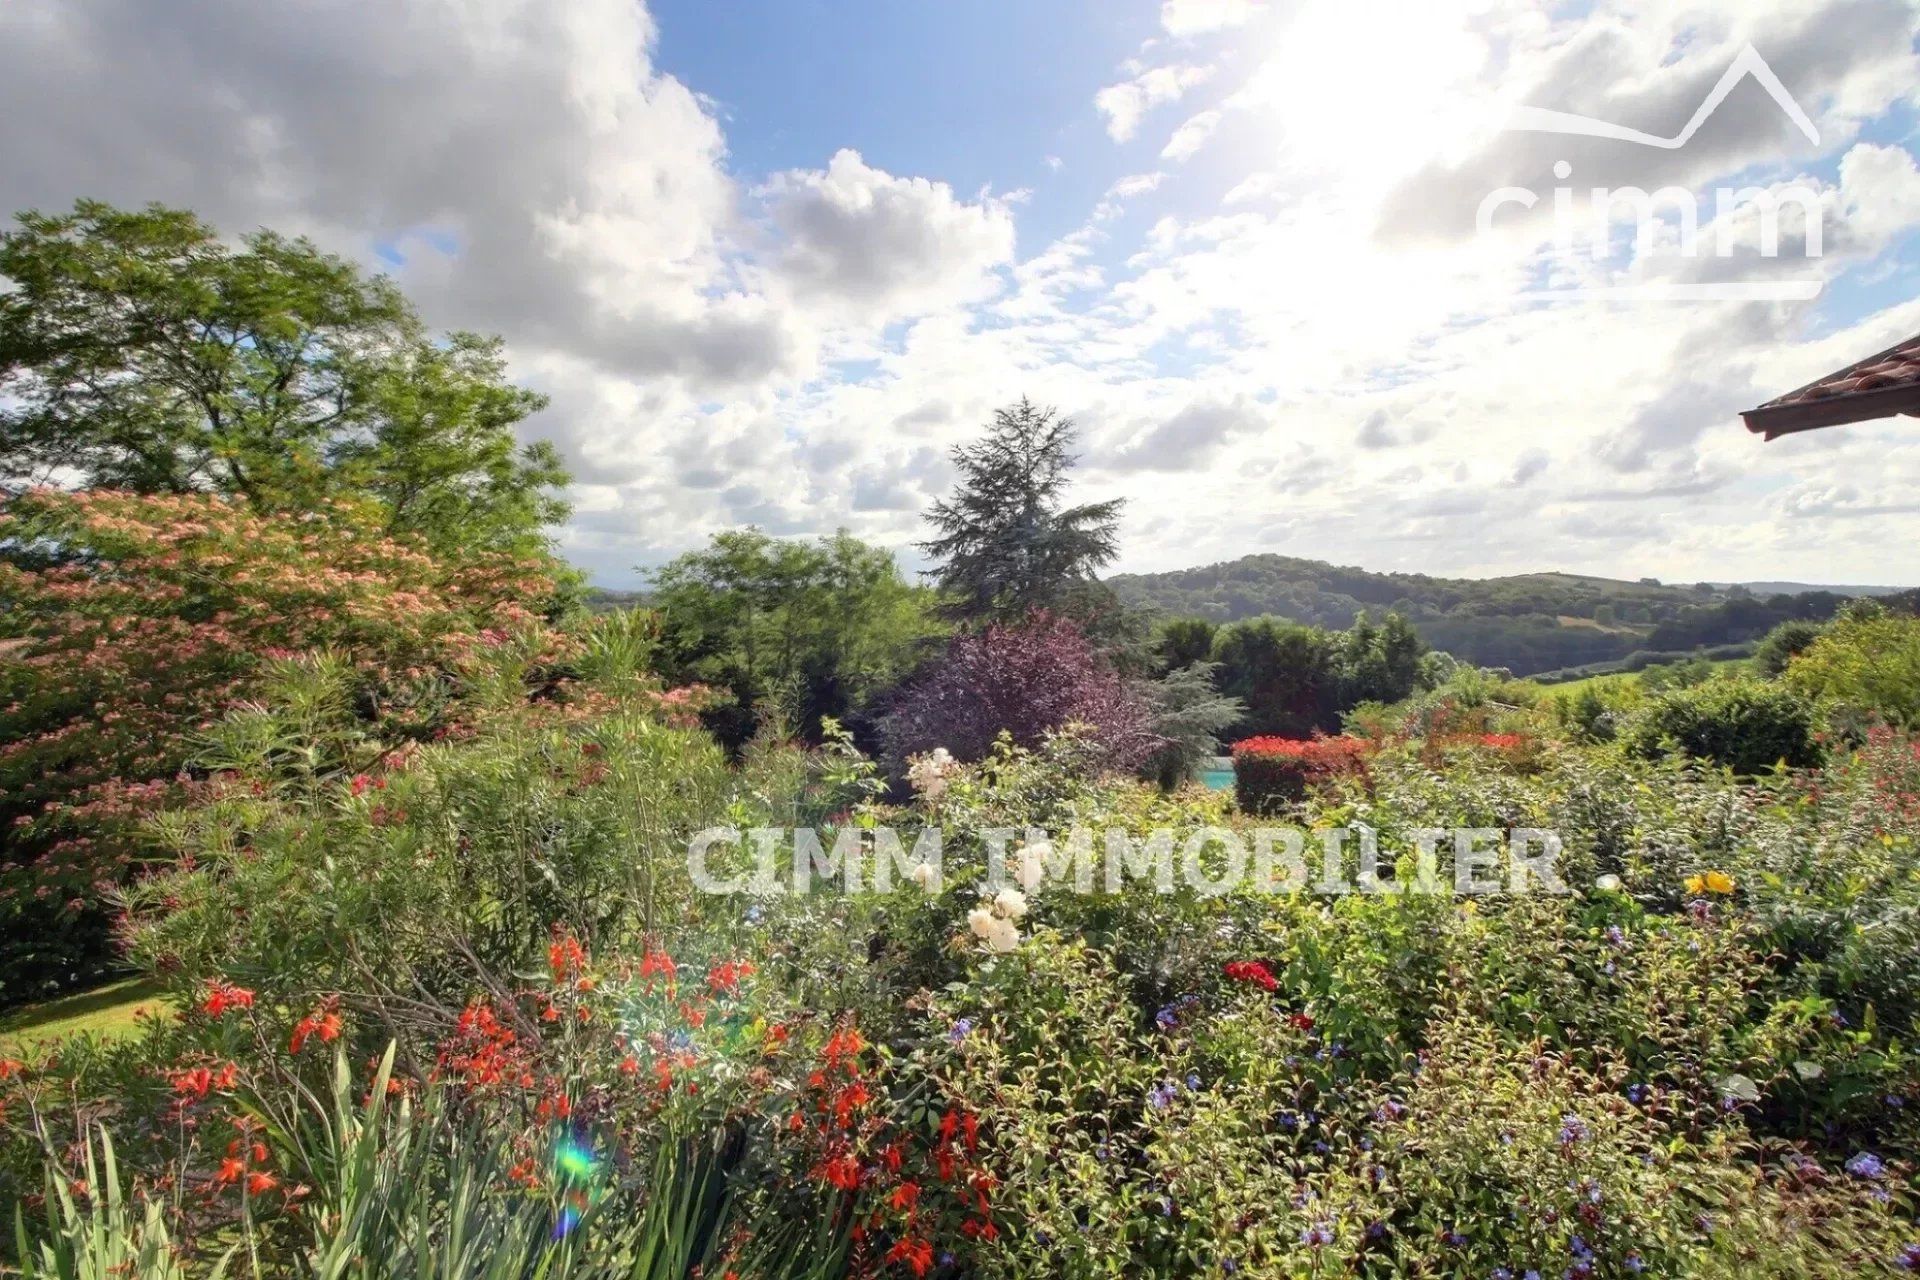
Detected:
left=0, top=978, right=169, bottom=1056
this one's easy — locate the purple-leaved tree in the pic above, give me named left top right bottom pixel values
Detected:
left=879, top=611, right=1159, bottom=775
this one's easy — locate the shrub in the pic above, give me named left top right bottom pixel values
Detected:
left=878, top=611, right=1157, bottom=776
left=1230, top=734, right=1370, bottom=813
left=0, top=489, right=569, bottom=1002
left=1625, top=678, right=1823, bottom=775
left=1786, top=611, right=1920, bottom=729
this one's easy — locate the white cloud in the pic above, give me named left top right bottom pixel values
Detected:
left=760, top=149, right=1016, bottom=320
left=1161, top=109, right=1224, bottom=161
left=1160, top=0, right=1262, bottom=37
left=1095, top=63, right=1215, bottom=142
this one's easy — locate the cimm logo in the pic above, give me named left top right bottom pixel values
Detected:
left=1478, top=44, right=1825, bottom=302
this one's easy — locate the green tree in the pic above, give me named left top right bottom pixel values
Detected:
left=1784, top=610, right=1920, bottom=728
left=0, top=201, right=568, bottom=553
left=1751, top=618, right=1826, bottom=677
left=649, top=528, right=944, bottom=745
left=920, top=398, right=1123, bottom=621
left=1154, top=616, right=1218, bottom=674
left=1141, top=661, right=1244, bottom=789
left=1209, top=617, right=1342, bottom=738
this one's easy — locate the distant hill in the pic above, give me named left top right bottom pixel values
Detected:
left=1724, top=581, right=1905, bottom=597
left=1106, top=554, right=1867, bottom=676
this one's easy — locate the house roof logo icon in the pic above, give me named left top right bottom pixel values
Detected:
left=1506, top=43, right=1819, bottom=149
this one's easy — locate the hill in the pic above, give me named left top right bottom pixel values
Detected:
left=1106, top=554, right=1859, bottom=676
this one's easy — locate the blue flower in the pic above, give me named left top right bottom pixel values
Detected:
left=1847, top=1151, right=1888, bottom=1180
left=948, top=1018, right=974, bottom=1043
left=1186, top=1073, right=1201, bottom=1091
left=1569, top=1235, right=1593, bottom=1260
left=1299, top=1221, right=1334, bottom=1248
left=1491, top=1270, right=1512, bottom=1280
left=1626, top=1083, right=1650, bottom=1104
left=1625, top=1254, right=1646, bottom=1273
left=1895, top=1242, right=1920, bottom=1271
left=1442, top=1228, right=1466, bottom=1247
left=1148, top=1080, right=1178, bottom=1111
left=1220, top=1259, right=1237, bottom=1275
left=1557, top=1114, right=1589, bottom=1147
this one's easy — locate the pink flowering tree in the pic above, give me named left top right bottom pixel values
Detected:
left=879, top=611, right=1159, bottom=776
left=0, top=488, right=573, bottom=1000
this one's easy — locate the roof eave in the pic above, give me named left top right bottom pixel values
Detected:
left=1742, top=384, right=1920, bottom=441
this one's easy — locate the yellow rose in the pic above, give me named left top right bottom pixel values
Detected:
left=1704, top=870, right=1735, bottom=895
left=1684, top=874, right=1705, bottom=895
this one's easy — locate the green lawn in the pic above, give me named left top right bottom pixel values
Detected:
left=0, top=978, right=170, bottom=1056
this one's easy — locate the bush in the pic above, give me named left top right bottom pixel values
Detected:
left=1625, top=678, right=1823, bottom=775
left=0, top=489, right=569, bottom=1003
left=1230, top=734, right=1370, bottom=813
left=1786, top=611, right=1920, bottom=729
left=879, top=611, right=1157, bottom=776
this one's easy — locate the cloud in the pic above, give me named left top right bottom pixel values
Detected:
left=1161, top=109, right=1224, bottom=161
left=1109, top=394, right=1268, bottom=471
left=1160, top=0, right=1262, bottom=37
left=761, top=149, right=1016, bottom=320
left=1096, top=64, right=1215, bottom=142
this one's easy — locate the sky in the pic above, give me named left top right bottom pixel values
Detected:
left=4, top=0, right=1920, bottom=588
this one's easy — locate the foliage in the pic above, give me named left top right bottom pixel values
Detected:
left=1230, top=735, right=1372, bottom=813
left=1140, top=662, right=1244, bottom=790
left=0, top=488, right=570, bottom=1003
left=1626, top=678, right=1824, bottom=775
left=0, top=201, right=568, bottom=554
left=1110, top=552, right=1854, bottom=676
left=649, top=529, right=944, bottom=748
left=1752, top=617, right=1827, bottom=677
left=1786, top=609, right=1920, bottom=730
left=919, top=398, right=1123, bottom=623
left=879, top=611, right=1158, bottom=776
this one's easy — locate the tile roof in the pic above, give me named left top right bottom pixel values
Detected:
left=1743, top=332, right=1920, bottom=440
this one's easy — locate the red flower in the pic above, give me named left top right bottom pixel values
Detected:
left=200, top=980, right=256, bottom=1017
left=886, top=1238, right=933, bottom=1277
left=246, top=1171, right=277, bottom=1196
left=1224, top=959, right=1278, bottom=991
left=290, top=1006, right=342, bottom=1054
left=1287, top=1011, right=1316, bottom=1032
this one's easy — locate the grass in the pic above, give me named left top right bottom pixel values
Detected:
left=0, top=978, right=170, bottom=1056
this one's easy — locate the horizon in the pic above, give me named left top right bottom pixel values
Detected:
left=8, top=0, right=1920, bottom=590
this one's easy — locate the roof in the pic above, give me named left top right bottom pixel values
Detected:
left=1742, top=332, right=1920, bottom=440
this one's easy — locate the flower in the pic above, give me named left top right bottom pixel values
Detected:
left=966, top=906, right=996, bottom=939
left=290, top=1006, right=342, bottom=1054
left=199, top=981, right=255, bottom=1017
left=1148, top=1080, right=1178, bottom=1110
left=992, top=887, right=1028, bottom=919
left=1557, top=1114, right=1589, bottom=1147
left=906, top=748, right=957, bottom=801
left=984, top=916, right=1021, bottom=953
left=1299, top=1220, right=1334, bottom=1248
left=1846, top=1151, right=1887, bottom=1180
left=909, top=861, right=939, bottom=891
left=1014, top=844, right=1049, bottom=891
left=1685, top=870, right=1735, bottom=895
left=948, top=1018, right=974, bottom=1043
left=1223, top=959, right=1278, bottom=991
left=1594, top=874, right=1622, bottom=892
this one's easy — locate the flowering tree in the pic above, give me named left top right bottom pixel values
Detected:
left=879, top=611, right=1158, bottom=775
left=0, top=488, right=570, bottom=1000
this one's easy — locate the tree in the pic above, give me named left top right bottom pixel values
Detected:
left=1784, top=610, right=1920, bottom=729
left=920, top=398, right=1123, bottom=621
left=1209, top=617, right=1343, bottom=738
left=1154, top=617, right=1218, bottom=674
left=0, top=201, right=568, bottom=553
left=649, top=528, right=944, bottom=746
left=879, top=612, right=1157, bottom=775
left=1338, top=611, right=1428, bottom=705
left=1141, top=662, right=1244, bottom=789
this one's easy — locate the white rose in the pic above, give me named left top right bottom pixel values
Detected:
left=993, top=888, right=1029, bottom=919
left=966, top=905, right=996, bottom=939
left=984, top=916, right=1021, bottom=953
left=1594, top=874, right=1622, bottom=893
left=910, top=861, right=940, bottom=891
left=1015, top=846, right=1048, bottom=891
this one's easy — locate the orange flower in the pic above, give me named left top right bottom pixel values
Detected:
left=246, top=1171, right=277, bottom=1196
left=290, top=1006, right=343, bottom=1054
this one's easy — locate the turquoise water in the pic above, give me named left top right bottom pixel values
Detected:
left=1200, top=768, right=1234, bottom=791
